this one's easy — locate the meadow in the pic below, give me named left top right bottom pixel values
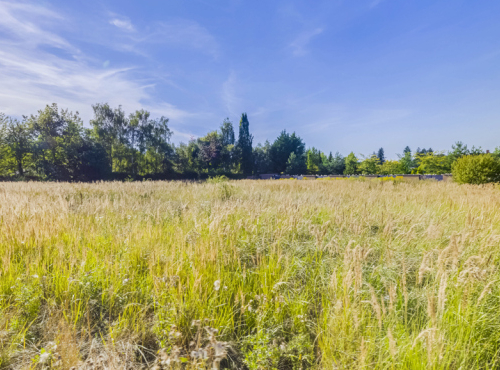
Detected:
left=1, top=179, right=500, bottom=369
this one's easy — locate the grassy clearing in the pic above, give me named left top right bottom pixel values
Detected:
left=1, top=180, right=500, bottom=369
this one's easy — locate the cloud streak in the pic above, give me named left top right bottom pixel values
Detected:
left=109, top=17, right=135, bottom=32
left=222, top=71, right=243, bottom=117
left=289, top=28, right=324, bottom=56
left=0, top=1, right=194, bottom=126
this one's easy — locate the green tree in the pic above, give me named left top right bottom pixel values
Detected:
left=0, top=114, right=9, bottom=176
left=448, top=141, right=469, bottom=163
left=330, top=152, right=345, bottom=174
left=1, top=115, right=33, bottom=177
left=377, top=148, right=385, bottom=164
left=493, top=147, right=500, bottom=160
left=173, top=140, right=200, bottom=176
left=270, top=130, right=305, bottom=173
left=379, top=160, right=404, bottom=175
left=358, top=155, right=380, bottom=175
left=398, top=151, right=414, bottom=174
left=415, top=152, right=451, bottom=174
left=220, top=118, right=235, bottom=146
left=198, top=131, right=223, bottom=171
left=253, top=141, right=273, bottom=174
left=344, top=152, right=359, bottom=175
left=306, top=148, right=321, bottom=174
left=127, top=110, right=149, bottom=175
left=90, top=103, right=128, bottom=172
left=29, top=104, right=85, bottom=180
left=139, top=116, right=173, bottom=175
left=237, top=113, right=253, bottom=174
left=73, top=129, right=110, bottom=181
left=452, top=154, right=500, bottom=184
left=286, top=152, right=306, bottom=174
left=220, top=119, right=236, bottom=172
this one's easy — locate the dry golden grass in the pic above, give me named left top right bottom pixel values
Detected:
left=1, top=179, right=500, bottom=369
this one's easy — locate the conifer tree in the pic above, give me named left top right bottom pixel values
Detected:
left=237, top=113, right=253, bottom=174
left=377, top=147, right=385, bottom=164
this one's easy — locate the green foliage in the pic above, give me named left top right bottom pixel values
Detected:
left=270, top=130, right=305, bottom=173
left=379, top=160, right=404, bottom=175
left=326, top=152, right=346, bottom=175
left=0, top=116, right=33, bottom=177
left=2, top=102, right=496, bottom=183
left=237, top=113, right=253, bottom=175
left=448, top=141, right=469, bottom=164
left=415, top=152, right=451, bottom=174
left=344, top=152, right=359, bottom=175
left=377, top=147, right=385, bottom=163
left=206, top=175, right=229, bottom=184
left=219, top=119, right=236, bottom=172
left=306, top=148, right=321, bottom=174
left=493, top=147, right=500, bottom=160
left=286, top=152, right=306, bottom=175
left=253, top=141, right=273, bottom=174
left=242, top=330, right=313, bottom=370
left=399, top=150, right=414, bottom=174
left=358, top=155, right=380, bottom=175
left=452, top=154, right=500, bottom=184
left=198, top=131, right=223, bottom=171
left=220, top=118, right=235, bottom=146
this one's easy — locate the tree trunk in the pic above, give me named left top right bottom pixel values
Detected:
left=17, top=157, right=24, bottom=176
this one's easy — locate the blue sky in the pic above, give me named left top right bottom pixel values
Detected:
left=1, top=0, right=499, bottom=158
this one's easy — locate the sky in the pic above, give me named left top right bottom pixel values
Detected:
left=1, top=0, right=499, bottom=158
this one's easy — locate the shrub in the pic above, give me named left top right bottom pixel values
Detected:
left=452, top=154, right=500, bottom=184
left=206, top=175, right=229, bottom=184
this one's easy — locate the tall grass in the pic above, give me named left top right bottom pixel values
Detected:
left=0, top=180, right=500, bottom=369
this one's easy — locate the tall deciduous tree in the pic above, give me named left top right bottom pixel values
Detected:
left=253, top=141, right=273, bottom=174
left=29, top=104, right=85, bottom=180
left=358, top=155, right=380, bottom=175
left=415, top=152, right=451, bottom=174
left=306, top=147, right=321, bottom=174
left=220, top=118, right=235, bottom=146
left=198, top=131, right=223, bottom=171
left=1, top=115, right=33, bottom=176
left=90, top=103, right=128, bottom=172
left=344, top=152, right=358, bottom=175
left=220, top=119, right=235, bottom=172
left=379, top=160, right=404, bottom=175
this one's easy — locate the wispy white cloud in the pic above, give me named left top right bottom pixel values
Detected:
left=109, top=17, right=135, bottom=32
left=0, top=1, right=194, bottom=125
left=222, top=71, right=243, bottom=117
left=289, top=28, right=324, bottom=56
left=0, top=1, right=74, bottom=51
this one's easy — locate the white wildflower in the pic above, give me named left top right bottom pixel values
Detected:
left=214, top=280, right=221, bottom=291
left=39, top=351, right=50, bottom=364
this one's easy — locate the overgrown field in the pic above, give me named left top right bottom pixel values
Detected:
left=1, top=180, right=500, bottom=369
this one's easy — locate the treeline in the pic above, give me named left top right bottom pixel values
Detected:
left=1, top=103, right=498, bottom=181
